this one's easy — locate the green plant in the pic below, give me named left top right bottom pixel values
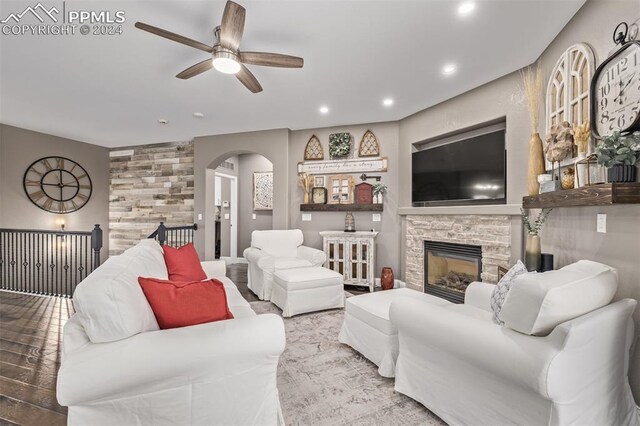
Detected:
left=329, top=133, right=352, bottom=157
left=372, top=183, right=387, bottom=196
left=521, top=208, right=552, bottom=235
left=595, top=131, right=640, bottom=168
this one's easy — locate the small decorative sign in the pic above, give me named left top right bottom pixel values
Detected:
left=297, top=157, right=388, bottom=175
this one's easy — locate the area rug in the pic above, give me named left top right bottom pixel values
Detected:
left=250, top=297, right=446, bottom=426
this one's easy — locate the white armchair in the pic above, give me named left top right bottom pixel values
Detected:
left=243, top=229, right=326, bottom=300
left=390, top=281, right=640, bottom=426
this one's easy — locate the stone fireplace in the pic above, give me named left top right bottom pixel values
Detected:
left=424, top=241, right=482, bottom=303
left=405, top=214, right=512, bottom=300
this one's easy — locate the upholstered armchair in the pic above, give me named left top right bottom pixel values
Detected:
left=243, top=229, right=326, bottom=300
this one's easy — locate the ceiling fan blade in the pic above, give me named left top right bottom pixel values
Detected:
left=240, top=52, right=304, bottom=68
left=135, top=22, right=213, bottom=53
left=219, top=1, right=245, bottom=50
left=236, top=65, right=262, bottom=93
left=176, top=59, right=213, bottom=79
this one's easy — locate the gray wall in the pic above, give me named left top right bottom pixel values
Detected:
left=193, top=129, right=290, bottom=260
left=238, top=154, right=273, bottom=254
left=397, top=0, right=640, bottom=400
left=289, top=122, right=401, bottom=273
left=0, top=124, right=109, bottom=254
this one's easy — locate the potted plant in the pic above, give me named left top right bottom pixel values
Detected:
left=521, top=208, right=552, bottom=272
left=372, top=183, right=387, bottom=204
left=595, top=131, right=640, bottom=183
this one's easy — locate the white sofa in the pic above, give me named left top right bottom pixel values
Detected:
left=57, top=239, right=286, bottom=426
left=390, top=261, right=639, bottom=426
left=243, top=229, right=326, bottom=300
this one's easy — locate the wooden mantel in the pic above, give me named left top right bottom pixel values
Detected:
left=522, top=183, right=640, bottom=209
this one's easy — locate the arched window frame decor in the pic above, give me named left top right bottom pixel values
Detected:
left=545, top=43, right=596, bottom=169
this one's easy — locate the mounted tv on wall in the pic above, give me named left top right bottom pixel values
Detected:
left=412, top=123, right=506, bottom=206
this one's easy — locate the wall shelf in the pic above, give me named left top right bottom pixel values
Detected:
left=522, top=183, right=640, bottom=209
left=300, top=203, right=383, bottom=212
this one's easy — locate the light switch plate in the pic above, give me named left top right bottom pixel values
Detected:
left=252, top=213, right=257, bottom=220
left=197, top=213, right=203, bottom=221
left=597, top=214, right=607, bottom=233
left=372, top=213, right=381, bottom=222
left=302, top=213, right=312, bottom=222
left=224, top=213, right=230, bottom=220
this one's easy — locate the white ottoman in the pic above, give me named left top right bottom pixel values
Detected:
left=272, top=267, right=344, bottom=317
left=338, top=288, right=450, bottom=377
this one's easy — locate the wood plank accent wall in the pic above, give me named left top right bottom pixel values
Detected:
left=109, top=141, right=194, bottom=256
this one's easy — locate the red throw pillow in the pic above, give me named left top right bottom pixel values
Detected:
left=138, top=277, right=234, bottom=329
left=162, top=243, right=207, bottom=282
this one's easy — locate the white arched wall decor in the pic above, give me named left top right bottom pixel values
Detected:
left=545, top=42, right=596, bottom=169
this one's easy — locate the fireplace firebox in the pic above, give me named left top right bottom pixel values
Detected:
left=424, top=241, right=482, bottom=304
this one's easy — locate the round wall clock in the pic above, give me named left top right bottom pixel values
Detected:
left=591, top=23, right=640, bottom=137
left=23, top=156, right=92, bottom=214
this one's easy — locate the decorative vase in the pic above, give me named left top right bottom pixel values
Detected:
left=561, top=167, right=575, bottom=190
left=381, top=267, right=394, bottom=290
left=607, top=165, right=637, bottom=183
left=303, top=191, right=310, bottom=204
left=528, top=133, right=546, bottom=196
left=525, top=234, right=541, bottom=272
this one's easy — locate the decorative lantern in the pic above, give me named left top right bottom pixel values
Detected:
left=344, top=212, right=356, bottom=233
left=575, top=154, right=606, bottom=187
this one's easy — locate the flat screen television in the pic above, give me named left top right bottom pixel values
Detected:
left=412, top=129, right=506, bottom=206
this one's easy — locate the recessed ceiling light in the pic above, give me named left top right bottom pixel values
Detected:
left=319, top=106, right=329, bottom=114
left=158, top=119, right=169, bottom=125
left=193, top=112, right=204, bottom=118
left=442, top=64, right=457, bottom=75
left=383, top=98, right=394, bottom=107
left=458, top=1, right=476, bottom=15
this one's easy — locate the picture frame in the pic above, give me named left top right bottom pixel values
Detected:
left=314, top=175, right=325, bottom=188
left=253, top=171, right=273, bottom=211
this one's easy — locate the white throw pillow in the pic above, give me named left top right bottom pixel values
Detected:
left=490, top=260, right=528, bottom=325
left=73, top=239, right=167, bottom=343
left=499, top=260, right=618, bottom=336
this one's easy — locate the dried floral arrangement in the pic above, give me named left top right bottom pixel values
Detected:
left=521, top=208, right=552, bottom=236
left=521, top=63, right=543, bottom=133
left=572, top=121, right=591, bottom=154
left=298, top=173, right=314, bottom=201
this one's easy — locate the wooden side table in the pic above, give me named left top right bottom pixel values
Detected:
left=320, top=231, right=378, bottom=292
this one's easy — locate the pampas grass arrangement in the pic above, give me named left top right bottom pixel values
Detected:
left=522, top=62, right=546, bottom=196
left=298, top=173, right=313, bottom=203
left=521, top=63, right=543, bottom=133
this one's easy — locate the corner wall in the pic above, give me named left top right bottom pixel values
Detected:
left=0, top=124, right=110, bottom=254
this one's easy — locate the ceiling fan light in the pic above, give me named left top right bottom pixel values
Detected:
left=212, top=56, right=241, bottom=74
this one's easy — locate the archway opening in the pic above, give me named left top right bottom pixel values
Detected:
left=207, top=152, right=274, bottom=262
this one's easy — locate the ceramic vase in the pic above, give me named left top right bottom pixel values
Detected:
left=525, top=234, right=541, bottom=272
left=381, top=267, right=394, bottom=290
left=528, top=133, right=546, bottom=196
left=303, top=191, right=310, bottom=204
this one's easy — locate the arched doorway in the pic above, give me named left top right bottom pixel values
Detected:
left=207, top=152, right=274, bottom=262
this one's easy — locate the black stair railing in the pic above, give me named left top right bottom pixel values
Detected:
left=0, top=224, right=103, bottom=297
left=148, top=222, right=198, bottom=247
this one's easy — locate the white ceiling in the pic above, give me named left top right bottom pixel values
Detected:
left=0, top=0, right=585, bottom=148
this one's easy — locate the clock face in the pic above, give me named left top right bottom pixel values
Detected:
left=311, top=187, right=327, bottom=204
left=23, top=157, right=92, bottom=214
left=592, top=42, right=640, bottom=137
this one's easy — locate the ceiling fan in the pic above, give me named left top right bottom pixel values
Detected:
left=135, top=0, right=303, bottom=93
